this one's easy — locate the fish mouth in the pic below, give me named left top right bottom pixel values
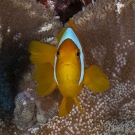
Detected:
left=57, top=62, right=79, bottom=83
left=60, top=62, right=77, bottom=75
left=60, top=62, right=76, bottom=68
left=60, top=64, right=76, bottom=82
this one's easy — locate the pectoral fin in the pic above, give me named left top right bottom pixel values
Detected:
left=59, top=97, right=74, bottom=117
left=34, top=62, right=56, bottom=97
left=83, top=65, right=110, bottom=93
left=28, top=41, right=57, bottom=66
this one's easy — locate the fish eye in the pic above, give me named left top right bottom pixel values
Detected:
left=76, top=51, right=80, bottom=58
left=57, top=50, right=60, bottom=56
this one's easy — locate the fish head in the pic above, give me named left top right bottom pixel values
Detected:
left=54, top=28, right=84, bottom=85
left=57, top=39, right=81, bottom=69
left=55, top=39, right=81, bottom=84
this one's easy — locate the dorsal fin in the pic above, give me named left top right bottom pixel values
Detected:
left=68, top=18, right=76, bottom=32
left=57, top=18, right=76, bottom=44
left=57, top=27, right=67, bottom=43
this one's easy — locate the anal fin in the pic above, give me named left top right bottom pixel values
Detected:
left=59, top=97, right=74, bottom=117
left=73, top=97, right=84, bottom=115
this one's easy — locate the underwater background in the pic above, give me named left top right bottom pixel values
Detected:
left=0, top=0, right=135, bottom=134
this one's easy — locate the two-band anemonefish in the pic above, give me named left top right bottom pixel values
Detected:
left=28, top=18, right=110, bottom=117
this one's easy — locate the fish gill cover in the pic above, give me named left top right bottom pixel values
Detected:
left=0, top=0, right=135, bottom=134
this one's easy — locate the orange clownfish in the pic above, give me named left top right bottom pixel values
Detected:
left=28, top=18, right=110, bottom=117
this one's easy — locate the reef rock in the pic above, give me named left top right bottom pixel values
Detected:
left=14, top=89, right=59, bottom=130
left=14, top=90, right=36, bottom=130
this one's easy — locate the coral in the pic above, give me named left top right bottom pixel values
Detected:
left=36, top=96, right=59, bottom=124
left=14, top=90, right=37, bottom=130
left=14, top=88, right=59, bottom=131
left=36, top=0, right=135, bottom=134
left=55, top=0, right=84, bottom=24
left=0, top=0, right=62, bottom=117
left=37, top=0, right=85, bottom=24
left=0, top=0, right=135, bottom=134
